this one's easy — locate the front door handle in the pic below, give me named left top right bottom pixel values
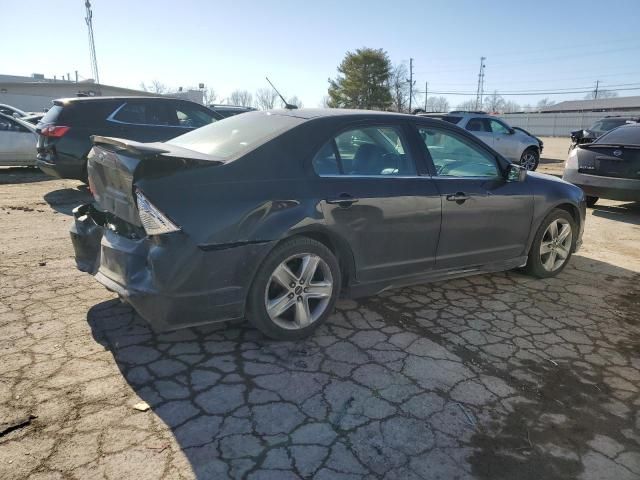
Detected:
left=446, top=192, right=471, bottom=204
left=326, top=193, right=359, bottom=207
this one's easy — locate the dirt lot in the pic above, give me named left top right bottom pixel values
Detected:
left=1, top=137, right=639, bottom=479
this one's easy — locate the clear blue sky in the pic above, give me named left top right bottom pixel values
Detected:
left=4, top=0, right=640, bottom=108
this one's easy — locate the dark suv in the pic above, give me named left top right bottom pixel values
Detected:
left=36, top=96, right=222, bottom=180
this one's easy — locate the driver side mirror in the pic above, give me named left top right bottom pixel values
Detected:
left=506, top=163, right=527, bottom=182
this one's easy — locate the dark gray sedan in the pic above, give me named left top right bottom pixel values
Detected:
left=564, top=123, right=640, bottom=207
left=71, top=109, right=586, bottom=339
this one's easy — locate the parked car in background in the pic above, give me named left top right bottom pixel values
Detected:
left=21, top=113, right=45, bottom=125
left=209, top=104, right=256, bottom=118
left=0, top=113, right=37, bottom=166
left=418, top=111, right=542, bottom=170
left=36, top=96, right=223, bottom=181
left=569, top=116, right=639, bottom=151
left=513, top=126, right=544, bottom=152
left=0, top=104, right=28, bottom=118
left=564, top=122, right=640, bottom=207
left=70, top=109, right=585, bottom=340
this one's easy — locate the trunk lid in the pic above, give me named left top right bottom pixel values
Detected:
left=88, top=136, right=222, bottom=228
left=578, top=144, right=640, bottom=180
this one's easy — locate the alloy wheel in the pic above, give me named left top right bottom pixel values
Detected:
left=520, top=152, right=538, bottom=170
left=264, top=253, right=333, bottom=330
left=539, top=218, right=572, bottom=272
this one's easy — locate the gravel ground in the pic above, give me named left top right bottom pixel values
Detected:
left=1, top=138, right=639, bottom=479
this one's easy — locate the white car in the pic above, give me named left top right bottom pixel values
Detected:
left=0, top=113, right=37, bottom=166
left=418, top=111, right=542, bottom=170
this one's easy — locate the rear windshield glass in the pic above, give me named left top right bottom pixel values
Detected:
left=167, top=111, right=303, bottom=160
left=40, top=105, right=63, bottom=124
left=440, top=116, right=462, bottom=124
left=593, top=119, right=628, bottom=131
left=595, top=126, right=640, bottom=145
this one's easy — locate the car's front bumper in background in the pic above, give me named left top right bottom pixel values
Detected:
left=563, top=167, right=640, bottom=202
left=70, top=203, right=274, bottom=331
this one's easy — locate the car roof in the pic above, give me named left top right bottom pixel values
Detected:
left=52, top=96, right=196, bottom=106
left=266, top=108, right=416, bottom=121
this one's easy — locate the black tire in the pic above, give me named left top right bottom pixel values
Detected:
left=246, top=237, right=341, bottom=340
left=519, top=147, right=540, bottom=171
left=586, top=196, right=598, bottom=208
left=523, top=209, right=576, bottom=279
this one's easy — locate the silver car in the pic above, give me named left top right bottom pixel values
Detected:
left=419, top=112, right=542, bottom=170
left=0, top=113, right=37, bottom=166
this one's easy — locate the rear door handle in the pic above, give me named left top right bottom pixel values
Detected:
left=446, top=192, right=471, bottom=204
left=326, top=193, right=359, bottom=207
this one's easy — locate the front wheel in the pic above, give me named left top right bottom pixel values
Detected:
left=523, top=209, right=576, bottom=278
left=246, top=237, right=341, bottom=340
left=519, top=148, right=540, bottom=171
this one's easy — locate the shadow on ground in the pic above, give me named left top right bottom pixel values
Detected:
left=85, top=253, right=640, bottom=479
left=43, top=186, right=92, bottom=215
left=0, top=167, right=50, bottom=185
left=592, top=202, right=640, bottom=226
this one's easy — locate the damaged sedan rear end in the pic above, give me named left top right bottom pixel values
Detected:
left=71, top=112, right=308, bottom=334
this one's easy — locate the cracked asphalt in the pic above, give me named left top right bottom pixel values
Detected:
left=1, top=145, right=640, bottom=479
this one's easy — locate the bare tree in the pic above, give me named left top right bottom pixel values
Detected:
left=389, top=64, right=410, bottom=113
left=255, top=88, right=279, bottom=110
left=456, top=99, right=479, bottom=111
left=229, top=90, right=253, bottom=107
left=202, top=87, right=217, bottom=106
left=140, top=80, right=168, bottom=94
left=319, top=95, right=331, bottom=108
left=584, top=89, right=618, bottom=100
left=426, top=96, right=450, bottom=112
left=287, top=96, right=303, bottom=108
left=536, top=98, right=555, bottom=110
left=502, top=100, right=521, bottom=113
left=483, top=91, right=505, bottom=113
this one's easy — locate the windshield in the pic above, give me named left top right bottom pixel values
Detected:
left=594, top=126, right=640, bottom=146
left=167, top=111, right=304, bottom=160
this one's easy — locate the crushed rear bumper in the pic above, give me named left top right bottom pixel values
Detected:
left=70, top=203, right=273, bottom=331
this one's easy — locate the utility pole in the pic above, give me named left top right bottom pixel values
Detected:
left=594, top=80, right=600, bottom=99
left=424, top=81, right=428, bottom=111
left=475, top=56, right=486, bottom=110
left=85, top=1, right=100, bottom=87
left=407, top=58, right=415, bottom=113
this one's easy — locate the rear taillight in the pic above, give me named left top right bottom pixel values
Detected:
left=135, top=189, right=180, bottom=235
left=40, top=125, right=70, bottom=138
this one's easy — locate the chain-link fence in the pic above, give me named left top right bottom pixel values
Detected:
left=497, top=111, right=640, bottom=137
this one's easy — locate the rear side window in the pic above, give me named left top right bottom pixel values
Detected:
left=113, top=102, right=171, bottom=126
left=465, top=118, right=490, bottom=132
left=40, top=105, right=64, bottom=124
left=595, top=126, right=640, bottom=145
left=313, top=126, right=417, bottom=177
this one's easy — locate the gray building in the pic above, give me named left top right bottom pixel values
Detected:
left=540, top=96, right=640, bottom=113
left=0, top=73, right=203, bottom=112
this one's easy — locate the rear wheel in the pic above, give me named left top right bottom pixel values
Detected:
left=524, top=209, right=576, bottom=278
left=519, top=148, right=540, bottom=171
left=586, top=196, right=598, bottom=208
left=246, top=237, right=341, bottom=340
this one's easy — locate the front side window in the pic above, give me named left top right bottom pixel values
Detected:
left=489, top=119, right=510, bottom=134
left=313, top=126, right=416, bottom=177
left=174, top=104, right=217, bottom=128
left=418, top=126, right=500, bottom=178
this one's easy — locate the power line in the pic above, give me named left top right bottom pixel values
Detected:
left=416, top=86, right=640, bottom=96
